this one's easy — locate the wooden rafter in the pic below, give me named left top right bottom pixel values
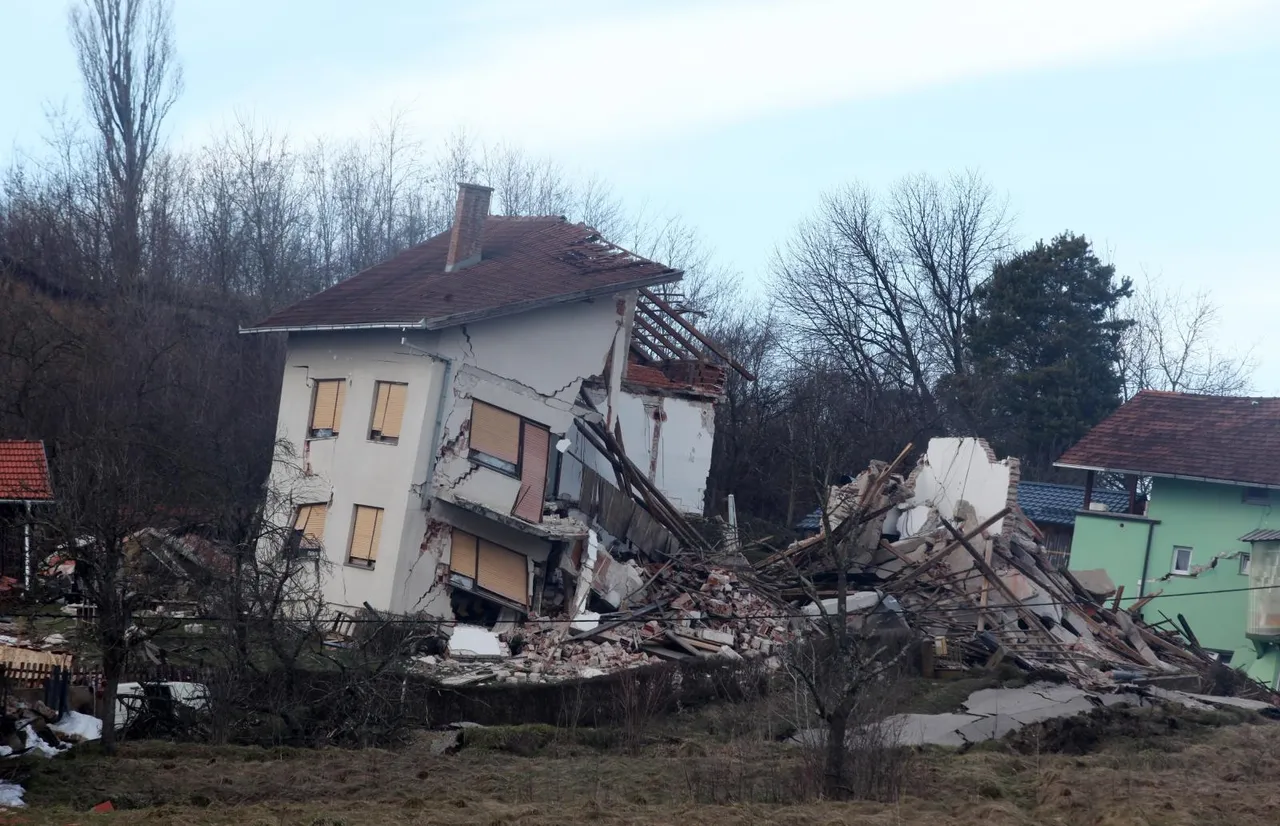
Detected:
left=639, top=288, right=756, bottom=380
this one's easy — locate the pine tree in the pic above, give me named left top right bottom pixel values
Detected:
left=958, top=233, right=1132, bottom=474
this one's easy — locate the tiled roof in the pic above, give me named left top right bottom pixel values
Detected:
left=1017, top=482, right=1130, bottom=526
left=248, top=217, right=681, bottom=331
left=1057, top=390, right=1280, bottom=488
left=0, top=441, right=53, bottom=501
left=795, top=481, right=1130, bottom=531
left=1241, top=529, right=1280, bottom=543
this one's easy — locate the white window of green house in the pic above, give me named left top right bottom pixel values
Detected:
left=1240, top=553, right=1251, bottom=576
left=1172, top=546, right=1193, bottom=575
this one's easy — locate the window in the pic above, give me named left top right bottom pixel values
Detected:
left=469, top=400, right=521, bottom=474
left=447, top=528, right=528, bottom=607
left=466, top=400, right=551, bottom=523
left=1172, top=546, right=1193, bottom=575
left=290, top=503, right=328, bottom=557
left=369, top=382, right=408, bottom=444
left=347, top=505, right=383, bottom=568
left=1244, top=488, right=1272, bottom=506
left=308, top=379, right=347, bottom=438
left=1240, top=553, right=1252, bottom=576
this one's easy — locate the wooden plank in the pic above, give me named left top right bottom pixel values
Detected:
left=639, top=288, right=756, bottom=379
left=938, top=516, right=1086, bottom=676
left=886, top=508, right=1011, bottom=591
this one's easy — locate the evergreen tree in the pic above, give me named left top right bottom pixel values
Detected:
left=957, top=233, right=1132, bottom=474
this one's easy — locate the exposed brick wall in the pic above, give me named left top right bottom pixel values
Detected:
left=446, top=183, right=494, bottom=271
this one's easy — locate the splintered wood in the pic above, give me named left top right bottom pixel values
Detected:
left=754, top=441, right=1278, bottom=701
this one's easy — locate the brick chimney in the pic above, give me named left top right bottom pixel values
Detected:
left=445, top=183, right=493, bottom=272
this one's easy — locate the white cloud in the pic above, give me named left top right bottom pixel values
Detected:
left=243, top=0, right=1267, bottom=149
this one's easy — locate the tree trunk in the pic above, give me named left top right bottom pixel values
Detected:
left=824, top=711, right=848, bottom=799
left=98, top=639, right=125, bottom=756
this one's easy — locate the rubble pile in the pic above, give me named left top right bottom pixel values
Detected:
left=757, top=437, right=1277, bottom=701
left=421, top=563, right=795, bottom=686
left=419, top=435, right=1274, bottom=703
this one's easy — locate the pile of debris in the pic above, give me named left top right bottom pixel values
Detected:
left=422, top=562, right=794, bottom=686
left=756, top=437, right=1277, bottom=701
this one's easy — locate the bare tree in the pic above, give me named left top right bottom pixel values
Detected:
left=780, top=451, right=916, bottom=800
left=1117, top=274, right=1255, bottom=398
left=69, top=0, right=183, bottom=288
left=772, top=171, right=1012, bottom=420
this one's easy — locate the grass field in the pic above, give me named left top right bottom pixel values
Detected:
left=2, top=686, right=1278, bottom=825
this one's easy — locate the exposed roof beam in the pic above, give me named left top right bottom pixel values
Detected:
left=639, top=288, right=756, bottom=380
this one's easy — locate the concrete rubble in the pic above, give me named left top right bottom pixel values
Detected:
left=756, top=436, right=1279, bottom=704
left=413, top=435, right=1278, bottom=708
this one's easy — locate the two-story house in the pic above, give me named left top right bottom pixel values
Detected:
left=1056, top=390, right=1280, bottom=688
left=243, top=184, right=747, bottom=626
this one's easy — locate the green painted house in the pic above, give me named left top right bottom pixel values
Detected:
left=1057, top=390, right=1280, bottom=687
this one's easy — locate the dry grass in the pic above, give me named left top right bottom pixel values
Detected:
left=1, top=702, right=1277, bottom=825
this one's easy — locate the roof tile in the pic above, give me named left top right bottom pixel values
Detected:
left=249, top=217, right=680, bottom=330
left=1057, top=390, right=1280, bottom=487
left=0, top=441, right=53, bottom=501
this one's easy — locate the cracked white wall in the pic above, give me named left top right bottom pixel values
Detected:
left=266, top=330, right=446, bottom=615
left=613, top=391, right=716, bottom=514
left=428, top=296, right=627, bottom=517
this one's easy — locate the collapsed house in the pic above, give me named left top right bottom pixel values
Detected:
left=419, top=437, right=1279, bottom=701
left=245, top=183, right=753, bottom=630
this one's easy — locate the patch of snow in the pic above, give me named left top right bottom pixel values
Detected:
left=448, top=625, right=504, bottom=658
left=0, top=781, right=24, bottom=808
left=51, top=711, right=102, bottom=741
left=571, top=611, right=601, bottom=631
left=21, top=725, right=63, bottom=758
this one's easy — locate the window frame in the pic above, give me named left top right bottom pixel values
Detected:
left=368, top=381, right=408, bottom=445
left=467, top=400, right=545, bottom=480
left=1243, top=487, right=1272, bottom=506
left=289, top=503, right=328, bottom=559
left=1171, top=546, right=1193, bottom=576
left=347, top=504, right=383, bottom=569
left=307, top=379, right=347, bottom=440
left=1240, top=552, right=1252, bottom=576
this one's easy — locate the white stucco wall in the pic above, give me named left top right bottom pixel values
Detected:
left=267, top=330, right=445, bottom=614
left=613, top=391, right=716, bottom=515
left=894, top=437, right=1013, bottom=536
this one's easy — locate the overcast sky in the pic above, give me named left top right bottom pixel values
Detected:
left=4, top=0, right=1279, bottom=389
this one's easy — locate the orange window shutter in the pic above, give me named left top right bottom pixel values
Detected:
left=311, top=381, right=339, bottom=431
left=514, top=423, right=549, bottom=523
left=381, top=384, right=407, bottom=439
left=332, top=381, right=347, bottom=434
left=449, top=529, right=478, bottom=578
left=350, top=505, right=381, bottom=562
left=371, top=383, right=391, bottom=433
left=476, top=539, right=528, bottom=605
left=470, top=401, right=520, bottom=464
left=368, top=508, right=382, bottom=562
left=298, top=503, right=328, bottom=547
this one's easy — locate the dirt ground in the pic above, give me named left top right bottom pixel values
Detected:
left=3, top=690, right=1279, bottom=826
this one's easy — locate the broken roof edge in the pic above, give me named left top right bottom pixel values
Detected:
left=1054, top=461, right=1280, bottom=491
left=239, top=319, right=428, bottom=335
left=422, top=270, right=682, bottom=331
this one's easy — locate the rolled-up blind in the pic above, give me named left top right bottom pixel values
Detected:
left=295, top=503, right=328, bottom=547
left=514, top=423, right=549, bottom=523
left=381, top=383, right=407, bottom=438
left=477, top=539, right=527, bottom=605
left=450, top=529, right=478, bottom=577
left=332, top=381, right=347, bottom=434
left=371, top=382, right=391, bottom=432
left=311, top=380, right=342, bottom=432
left=349, top=505, right=382, bottom=563
left=470, top=400, right=520, bottom=464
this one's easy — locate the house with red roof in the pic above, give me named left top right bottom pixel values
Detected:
left=0, top=440, right=54, bottom=586
left=244, top=184, right=748, bottom=623
left=1056, top=390, right=1280, bottom=687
